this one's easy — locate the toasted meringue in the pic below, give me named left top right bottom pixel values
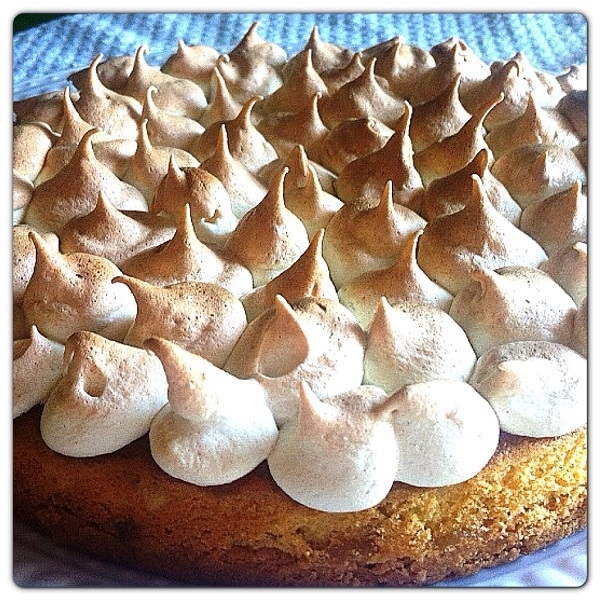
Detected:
left=557, top=89, right=587, bottom=140
left=284, top=25, right=354, bottom=76
left=334, top=105, right=424, bottom=209
left=160, top=38, right=220, bottom=97
left=337, top=229, right=453, bottom=329
left=13, top=225, right=60, bottom=306
left=519, top=181, right=587, bottom=255
left=25, top=128, right=148, bottom=233
left=122, top=119, right=200, bottom=202
left=116, top=276, right=246, bottom=367
left=310, top=116, right=394, bottom=176
left=73, top=55, right=143, bottom=139
left=319, top=52, right=365, bottom=96
left=199, top=124, right=268, bottom=218
left=323, top=181, right=427, bottom=288
left=119, top=45, right=207, bottom=120
left=416, top=148, right=522, bottom=226
left=190, top=96, right=278, bottom=174
left=256, top=92, right=330, bottom=159
left=58, top=191, right=175, bottom=267
left=225, top=167, right=310, bottom=286
left=413, top=92, right=502, bottom=186
left=150, top=157, right=237, bottom=246
left=410, top=37, right=491, bottom=106
left=389, top=380, right=499, bottom=487
left=281, top=157, right=343, bottom=238
left=470, top=340, right=586, bottom=437
left=417, top=175, right=547, bottom=296
left=13, top=120, right=56, bottom=182
left=13, top=172, right=34, bottom=225
left=409, top=73, right=471, bottom=152
left=268, top=381, right=398, bottom=512
left=364, top=298, right=476, bottom=394
left=141, top=85, right=206, bottom=152
left=225, top=296, right=366, bottom=426
left=146, top=336, right=278, bottom=486
left=68, top=54, right=135, bottom=92
left=120, top=204, right=252, bottom=297
left=198, top=67, right=245, bottom=128
left=40, top=330, right=168, bottom=457
left=215, top=22, right=286, bottom=103
left=13, top=325, right=65, bottom=419
left=369, top=36, right=435, bottom=99
left=22, top=231, right=137, bottom=344
left=257, top=48, right=329, bottom=115
left=449, top=265, right=577, bottom=356
left=490, top=143, right=588, bottom=208
left=485, top=94, right=581, bottom=158
left=572, top=296, right=587, bottom=358
left=539, top=241, right=587, bottom=308
left=318, top=57, right=406, bottom=129
left=240, top=229, right=338, bottom=322
left=14, top=88, right=73, bottom=132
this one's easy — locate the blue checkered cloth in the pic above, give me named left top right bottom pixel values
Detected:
left=13, top=12, right=588, bottom=100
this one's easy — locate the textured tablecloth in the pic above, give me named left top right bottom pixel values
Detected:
left=13, top=12, right=588, bottom=98
left=12, top=11, right=588, bottom=589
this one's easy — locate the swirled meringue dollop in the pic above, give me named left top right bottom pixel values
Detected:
left=225, top=295, right=366, bottom=426
left=145, top=336, right=278, bottom=486
left=417, top=175, right=547, bottom=296
left=470, top=340, right=587, bottom=437
left=364, top=298, right=476, bottom=394
left=338, top=229, right=453, bottom=329
left=225, top=167, right=310, bottom=286
left=23, top=232, right=137, bottom=343
left=449, top=265, right=577, bottom=356
left=13, top=325, right=65, bottom=419
left=540, top=241, right=587, bottom=308
left=389, top=380, right=500, bottom=487
left=323, top=181, right=426, bottom=288
left=116, top=275, right=247, bottom=367
left=268, top=381, right=398, bottom=513
left=40, top=330, right=168, bottom=457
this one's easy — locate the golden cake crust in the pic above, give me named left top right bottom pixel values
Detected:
left=13, top=406, right=587, bottom=586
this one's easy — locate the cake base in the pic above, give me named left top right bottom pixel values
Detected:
left=13, top=406, right=587, bottom=586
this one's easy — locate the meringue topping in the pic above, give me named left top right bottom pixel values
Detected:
left=198, top=67, right=245, bottom=128
left=364, top=298, right=476, bottom=394
left=199, top=124, right=268, bottom=218
left=120, top=204, right=253, bottom=297
left=225, top=296, right=366, bottom=426
left=240, top=228, right=338, bottom=322
left=334, top=105, right=424, bottom=209
left=22, top=231, right=138, bottom=344
left=539, top=241, right=587, bottom=308
left=417, top=175, right=547, bottom=296
left=40, top=330, right=168, bottom=457
left=323, top=181, right=426, bottom=288
left=146, top=336, right=278, bottom=486
left=225, top=167, right=310, bottom=286
left=519, top=180, right=587, bottom=255
left=150, top=157, right=238, bottom=247
left=119, top=44, right=207, bottom=120
left=268, top=381, right=398, bottom=512
left=470, top=340, right=586, bottom=437
left=337, top=229, right=453, bottom=329
left=449, top=265, right=577, bottom=356
left=25, top=128, right=148, bottom=233
left=58, top=191, right=175, bottom=267
left=116, top=275, right=247, bottom=367
left=389, top=380, right=500, bottom=487
left=13, top=325, right=65, bottom=419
